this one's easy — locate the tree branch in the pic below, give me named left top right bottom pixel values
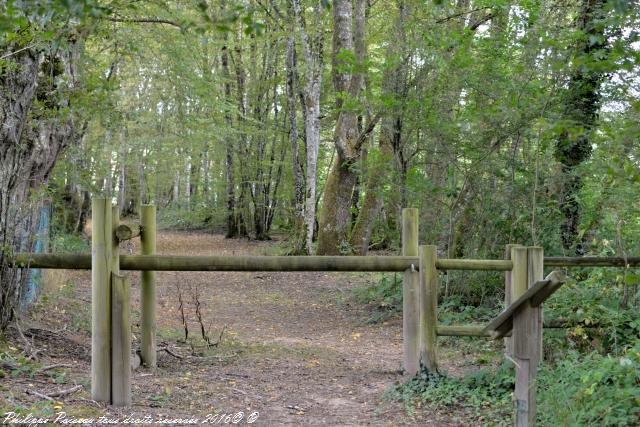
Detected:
left=468, top=13, right=495, bottom=31
left=354, top=111, right=382, bottom=153
left=101, top=17, right=182, bottom=29
left=435, top=7, right=492, bottom=24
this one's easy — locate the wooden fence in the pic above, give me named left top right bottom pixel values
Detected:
left=11, top=199, right=637, bottom=426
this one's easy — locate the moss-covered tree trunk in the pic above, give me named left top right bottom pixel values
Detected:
left=0, top=27, right=83, bottom=329
left=555, top=0, right=608, bottom=253
left=350, top=0, right=407, bottom=255
left=317, top=0, right=370, bottom=255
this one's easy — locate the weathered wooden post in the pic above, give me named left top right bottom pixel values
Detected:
left=512, top=246, right=543, bottom=427
left=528, top=247, right=544, bottom=366
left=111, top=206, right=120, bottom=273
left=91, top=197, right=112, bottom=402
left=402, top=208, right=420, bottom=375
left=504, top=244, right=521, bottom=358
left=419, top=245, right=438, bottom=373
left=110, top=206, right=131, bottom=406
left=111, top=273, right=131, bottom=406
left=140, top=204, right=157, bottom=368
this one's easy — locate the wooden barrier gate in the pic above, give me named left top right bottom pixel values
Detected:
left=13, top=198, right=640, bottom=426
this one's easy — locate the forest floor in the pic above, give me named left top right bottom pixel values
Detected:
left=0, top=230, right=489, bottom=426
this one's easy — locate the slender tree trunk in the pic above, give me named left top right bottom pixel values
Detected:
left=293, top=0, right=325, bottom=254
left=103, top=130, right=113, bottom=197
left=184, top=154, right=191, bottom=210
left=285, top=10, right=306, bottom=252
left=117, top=127, right=126, bottom=214
left=172, top=168, right=180, bottom=206
left=138, top=152, right=147, bottom=206
left=202, top=141, right=210, bottom=204
left=221, top=35, right=238, bottom=237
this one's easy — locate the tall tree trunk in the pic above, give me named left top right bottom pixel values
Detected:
left=0, top=28, right=83, bottom=328
left=317, top=0, right=371, bottom=255
left=103, top=129, right=113, bottom=197
left=117, top=127, right=126, bottom=213
left=554, top=0, right=607, bottom=253
left=221, top=35, right=238, bottom=237
left=184, top=154, right=191, bottom=210
left=139, top=151, right=148, bottom=206
left=286, top=6, right=306, bottom=252
left=293, top=0, right=325, bottom=254
left=202, top=141, right=211, bottom=204
left=350, top=0, right=407, bottom=254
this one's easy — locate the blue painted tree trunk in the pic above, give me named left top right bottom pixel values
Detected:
left=23, top=204, right=50, bottom=306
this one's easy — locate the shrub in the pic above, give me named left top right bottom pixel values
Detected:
left=51, top=233, right=89, bottom=253
left=391, top=341, right=640, bottom=426
left=538, top=343, right=640, bottom=426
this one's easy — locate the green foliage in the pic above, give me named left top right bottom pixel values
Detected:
left=389, top=363, right=514, bottom=423
left=354, top=273, right=403, bottom=313
left=51, top=233, right=89, bottom=254
left=158, top=205, right=223, bottom=231
left=538, top=343, right=640, bottom=426
left=545, top=272, right=640, bottom=356
left=392, top=341, right=640, bottom=426
left=438, top=295, right=497, bottom=325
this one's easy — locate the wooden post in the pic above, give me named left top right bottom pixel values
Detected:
left=115, top=224, right=142, bottom=241
left=402, top=208, right=419, bottom=375
left=504, top=244, right=521, bottom=358
left=111, top=273, right=131, bottom=406
left=112, top=206, right=120, bottom=273
left=140, top=204, right=157, bottom=368
left=512, top=247, right=543, bottom=427
left=419, top=245, right=438, bottom=373
left=528, top=247, right=544, bottom=366
left=91, top=197, right=112, bottom=402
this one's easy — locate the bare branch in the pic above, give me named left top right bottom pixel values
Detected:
left=354, top=111, right=382, bottom=153
left=100, top=17, right=182, bottom=29
left=435, top=7, right=492, bottom=24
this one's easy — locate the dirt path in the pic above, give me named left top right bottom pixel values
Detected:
left=3, top=231, right=469, bottom=426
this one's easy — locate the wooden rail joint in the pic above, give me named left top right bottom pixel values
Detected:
left=484, top=270, right=568, bottom=340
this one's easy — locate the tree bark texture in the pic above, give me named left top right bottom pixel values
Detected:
left=0, top=31, right=82, bottom=329
left=554, top=0, right=607, bottom=253
left=293, top=0, right=324, bottom=254
left=350, top=0, right=407, bottom=254
left=317, top=0, right=368, bottom=255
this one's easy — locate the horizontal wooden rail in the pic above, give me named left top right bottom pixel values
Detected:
left=437, top=319, right=583, bottom=337
left=12, top=253, right=516, bottom=272
left=437, top=259, right=512, bottom=271
left=14, top=253, right=417, bottom=271
left=120, top=255, right=418, bottom=271
left=15, top=253, right=91, bottom=269
left=17, top=253, right=640, bottom=272
left=437, top=325, right=493, bottom=337
left=544, top=256, right=640, bottom=267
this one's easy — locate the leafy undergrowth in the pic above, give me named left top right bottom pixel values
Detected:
left=390, top=342, right=640, bottom=426
left=354, top=273, right=404, bottom=323
left=389, top=363, right=514, bottom=424
left=158, top=205, right=224, bottom=231
left=537, top=343, right=640, bottom=426
left=0, top=340, right=97, bottom=421
left=361, top=267, right=640, bottom=425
